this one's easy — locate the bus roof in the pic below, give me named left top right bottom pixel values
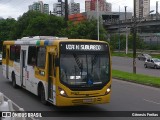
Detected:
left=3, top=36, right=108, bottom=46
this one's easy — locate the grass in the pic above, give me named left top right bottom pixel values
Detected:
left=112, top=70, right=160, bottom=88
left=112, top=51, right=160, bottom=58
left=111, top=52, right=133, bottom=58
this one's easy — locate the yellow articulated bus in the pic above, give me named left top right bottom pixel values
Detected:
left=2, top=36, right=111, bottom=106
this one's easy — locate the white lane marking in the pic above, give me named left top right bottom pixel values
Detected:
left=4, top=94, right=36, bottom=120
left=3, top=94, right=21, bottom=109
left=143, top=99, right=160, bottom=105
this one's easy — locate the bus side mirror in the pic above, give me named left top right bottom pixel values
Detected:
left=55, top=58, right=59, bottom=67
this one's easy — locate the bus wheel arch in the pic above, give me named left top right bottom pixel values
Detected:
left=38, top=82, right=47, bottom=105
left=11, top=71, right=17, bottom=88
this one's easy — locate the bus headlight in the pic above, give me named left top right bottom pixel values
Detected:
left=107, top=88, right=111, bottom=92
left=60, top=90, right=65, bottom=95
left=105, top=86, right=111, bottom=95
left=58, top=87, right=67, bottom=97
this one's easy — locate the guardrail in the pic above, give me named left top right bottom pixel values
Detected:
left=0, top=92, right=36, bottom=120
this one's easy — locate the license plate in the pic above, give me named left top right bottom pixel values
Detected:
left=83, top=99, right=93, bottom=103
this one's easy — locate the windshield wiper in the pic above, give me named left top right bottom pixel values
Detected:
left=86, top=55, right=89, bottom=81
left=91, top=55, right=98, bottom=73
left=73, top=54, right=83, bottom=76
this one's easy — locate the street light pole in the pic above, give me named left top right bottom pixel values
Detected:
left=133, top=0, right=137, bottom=74
left=125, top=6, right=128, bottom=54
left=97, top=0, right=99, bottom=41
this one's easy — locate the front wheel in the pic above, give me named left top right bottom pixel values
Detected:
left=40, top=86, right=47, bottom=105
left=12, top=73, right=17, bottom=88
left=154, top=65, right=157, bottom=69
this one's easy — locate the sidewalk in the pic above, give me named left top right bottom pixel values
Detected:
left=0, top=92, right=35, bottom=120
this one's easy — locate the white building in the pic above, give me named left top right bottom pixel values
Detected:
left=28, top=1, right=49, bottom=14
left=53, top=1, right=65, bottom=16
left=69, top=0, right=80, bottom=15
left=135, top=0, right=150, bottom=18
left=106, top=2, right=112, bottom=12
left=44, top=4, right=49, bottom=14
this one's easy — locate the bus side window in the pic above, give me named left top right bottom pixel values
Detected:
left=28, top=46, right=37, bottom=66
left=37, top=47, right=46, bottom=69
left=15, top=46, right=20, bottom=62
left=10, top=45, right=15, bottom=61
left=2, top=46, right=6, bottom=59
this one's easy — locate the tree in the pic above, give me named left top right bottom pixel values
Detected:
left=12, top=11, right=66, bottom=39
left=0, top=18, right=16, bottom=51
left=62, top=20, right=107, bottom=40
left=11, top=11, right=47, bottom=39
left=0, top=18, right=16, bottom=40
left=109, top=34, right=147, bottom=50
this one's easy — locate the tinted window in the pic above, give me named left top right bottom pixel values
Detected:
left=10, top=46, right=15, bottom=61
left=15, top=46, right=21, bottom=62
left=37, top=47, right=46, bottom=69
left=28, top=46, right=37, bottom=65
left=60, top=53, right=110, bottom=87
left=2, top=46, right=6, bottom=59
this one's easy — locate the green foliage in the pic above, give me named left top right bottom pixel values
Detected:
left=11, top=11, right=66, bottom=39
left=0, top=18, right=17, bottom=51
left=109, top=34, right=147, bottom=50
left=62, top=20, right=107, bottom=40
left=1, top=11, right=107, bottom=41
left=0, top=11, right=108, bottom=51
left=0, top=18, right=16, bottom=40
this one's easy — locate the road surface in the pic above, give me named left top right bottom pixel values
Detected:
left=112, top=56, right=160, bottom=77
left=0, top=65, right=160, bottom=119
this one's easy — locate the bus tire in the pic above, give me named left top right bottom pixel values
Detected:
left=40, top=85, right=47, bottom=105
left=12, top=72, right=17, bottom=88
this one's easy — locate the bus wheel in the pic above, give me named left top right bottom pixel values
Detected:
left=12, top=73, right=17, bottom=88
left=40, top=86, right=47, bottom=105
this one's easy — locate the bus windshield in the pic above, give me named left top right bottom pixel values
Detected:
left=60, top=53, right=110, bottom=89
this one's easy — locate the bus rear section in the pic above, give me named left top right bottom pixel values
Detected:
left=55, top=41, right=111, bottom=106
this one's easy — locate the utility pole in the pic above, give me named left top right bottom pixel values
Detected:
left=97, top=0, right=99, bottom=41
left=65, top=0, right=68, bottom=21
left=133, top=0, right=137, bottom=74
left=156, top=1, right=158, bottom=20
left=118, top=6, right=121, bottom=52
left=125, top=6, right=128, bottom=54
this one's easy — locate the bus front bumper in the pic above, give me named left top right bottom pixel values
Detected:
left=56, top=94, right=111, bottom=106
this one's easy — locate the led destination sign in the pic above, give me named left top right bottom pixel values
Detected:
left=61, top=42, right=108, bottom=52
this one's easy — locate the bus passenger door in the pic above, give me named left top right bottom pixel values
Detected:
left=20, top=50, right=26, bottom=87
left=48, top=53, right=56, bottom=103
left=6, top=49, right=9, bottom=79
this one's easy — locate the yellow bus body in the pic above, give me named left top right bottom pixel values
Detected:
left=2, top=37, right=112, bottom=106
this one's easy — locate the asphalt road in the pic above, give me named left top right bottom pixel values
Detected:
left=0, top=65, right=160, bottom=120
left=112, top=56, right=160, bottom=77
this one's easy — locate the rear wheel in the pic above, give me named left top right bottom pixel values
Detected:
left=144, top=64, right=147, bottom=68
left=40, top=86, right=47, bottom=105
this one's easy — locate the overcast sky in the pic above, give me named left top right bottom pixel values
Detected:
left=0, top=0, right=160, bottom=19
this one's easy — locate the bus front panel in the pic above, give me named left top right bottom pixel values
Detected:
left=56, top=42, right=111, bottom=106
